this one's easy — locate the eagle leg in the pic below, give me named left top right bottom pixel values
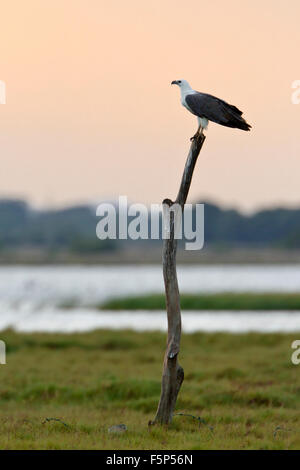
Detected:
left=190, top=125, right=204, bottom=141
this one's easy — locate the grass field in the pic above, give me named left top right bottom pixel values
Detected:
left=0, top=329, right=299, bottom=449
left=101, top=292, right=300, bottom=310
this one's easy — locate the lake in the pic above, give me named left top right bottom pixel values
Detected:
left=0, top=264, right=300, bottom=333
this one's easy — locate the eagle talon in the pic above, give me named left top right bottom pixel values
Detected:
left=190, top=129, right=203, bottom=141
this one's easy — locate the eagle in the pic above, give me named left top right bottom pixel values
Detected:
left=171, top=79, right=251, bottom=139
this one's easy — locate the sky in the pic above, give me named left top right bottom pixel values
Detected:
left=0, top=0, right=299, bottom=212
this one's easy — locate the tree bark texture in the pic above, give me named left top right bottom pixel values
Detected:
left=153, top=133, right=206, bottom=425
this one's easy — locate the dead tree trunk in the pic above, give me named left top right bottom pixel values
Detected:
left=153, top=132, right=206, bottom=425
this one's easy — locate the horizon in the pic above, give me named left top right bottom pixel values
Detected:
left=2, top=194, right=300, bottom=216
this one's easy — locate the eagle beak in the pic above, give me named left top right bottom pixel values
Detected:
left=171, top=80, right=178, bottom=85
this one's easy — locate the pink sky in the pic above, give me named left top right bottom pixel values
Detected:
left=0, top=0, right=299, bottom=212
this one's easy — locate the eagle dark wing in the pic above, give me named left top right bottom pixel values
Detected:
left=185, top=92, right=251, bottom=131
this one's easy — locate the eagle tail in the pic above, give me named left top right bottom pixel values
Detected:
left=234, top=117, right=252, bottom=131
left=222, top=103, right=252, bottom=131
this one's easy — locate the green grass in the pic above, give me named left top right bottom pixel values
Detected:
left=100, top=292, right=300, bottom=310
left=0, top=329, right=299, bottom=449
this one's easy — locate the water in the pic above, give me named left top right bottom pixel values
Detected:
left=0, top=264, right=300, bottom=333
left=1, top=309, right=300, bottom=334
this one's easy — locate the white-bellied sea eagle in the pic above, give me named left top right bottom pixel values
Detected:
left=171, top=79, right=251, bottom=139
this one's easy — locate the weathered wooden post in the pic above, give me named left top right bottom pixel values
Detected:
left=152, top=132, right=206, bottom=425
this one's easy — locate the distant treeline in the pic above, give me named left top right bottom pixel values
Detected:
left=0, top=199, right=299, bottom=253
